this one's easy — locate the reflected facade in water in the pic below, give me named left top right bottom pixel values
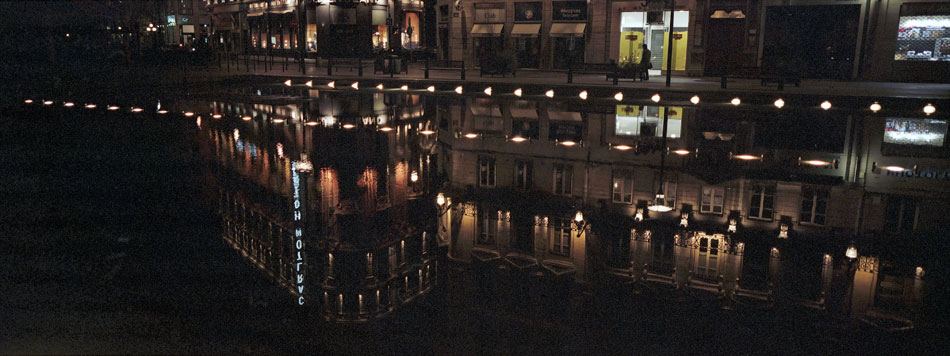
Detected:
left=190, top=86, right=945, bottom=326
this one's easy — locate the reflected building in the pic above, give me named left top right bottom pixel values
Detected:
left=192, top=88, right=439, bottom=322
left=185, top=86, right=942, bottom=323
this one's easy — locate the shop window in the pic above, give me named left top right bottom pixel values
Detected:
left=895, top=4, right=950, bottom=62
left=612, top=171, right=634, bottom=204
left=551, top=218, right=571, bottom=256
left=515, top=161, right=532, bottom=190
left=884, top=197, right=918, bottom=234
left=478, top=208, right=497, bottom=245
left=403, top=12, right=421, bottom=49
left=700, top=187, right=724, bottom=214
left=478, top=156, right=496, bottom=187
left=800, top=187, right=828, bottom=225
left=748, top=184, right=775, bottom=220
left=618, top=11, right=688, bottom=70
left=553, top=164, right=573, bottom=196
left=373, top=25, right=389, bottom=50
left=306, top=24, right=317, bottom=52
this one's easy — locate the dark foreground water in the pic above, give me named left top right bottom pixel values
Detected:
left=1, top=83, right=948, bottom=354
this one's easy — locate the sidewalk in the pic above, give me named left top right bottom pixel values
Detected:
left=207, top=55, right=950, bottom=100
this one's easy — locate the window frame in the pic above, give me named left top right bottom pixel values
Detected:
left=477, top=208, right=497, bottom=245
left=478, top=156, right=496, bottom=187
left=515, top=160, right=532, bottom=190
left=700, top=186, right=724, bottom=214
left=551, top=219, right=571, bottom=256
left=800, top=186, right=829, bottom=226
left=748, top=184, right=775, bottom=221
left=612, top=171, right=634, bottom=204
left=553, top=164, right=573, bottom=196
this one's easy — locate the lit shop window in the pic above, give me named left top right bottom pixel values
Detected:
left=883, top=117, right=947, bottom=146
left=306, top=24, right=317, bottom=52
left=895, top=4, right=950, bottom=61
left=403, top=12, right=421, bottom=49
left=615, top=105, right=682, bottom=138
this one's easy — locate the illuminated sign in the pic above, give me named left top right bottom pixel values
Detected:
left=884, top=117, right=947, bottom=146
left=292, top=161, right=306, bottom=306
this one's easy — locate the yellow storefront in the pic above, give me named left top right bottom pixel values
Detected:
left=617, top=10, right=689, bottom=71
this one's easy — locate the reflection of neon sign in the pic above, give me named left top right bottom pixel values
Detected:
left=292, top=161, right=306, bottom=306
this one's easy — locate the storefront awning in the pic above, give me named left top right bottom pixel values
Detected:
left=268, top=8, right=295, bottom=14
left=550, top=23, right=586, bottom=37
left=472, top=23, right=504, bottom=37
left=548, top=110, right=583, bottom=121
left=248, top=11, right=264, bottom=17
left=510, top=23, right=541, bottom=37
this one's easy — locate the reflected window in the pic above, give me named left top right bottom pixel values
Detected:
left=478, top=208, right=497, bottom=245
left=615, top=105, right=681, bottom=138
left=800, top=187, right=829, bottom=225
left=656, top=175, right=677, bottom=209
left=884, top=197, right=918, bottom=234
left=551, top=219, right=571, bottom=256
left=478, top=156, right=496, bottom=187
left=696, top=236, right=720, bottom=279
left=701, top=187, right=724, bottom=214
left=515, top=161, right=532, bottom=189
left=553, top=164, right=573, bottom=196
left=612, top=171, right=634, bottom=204
left=749, top=184, right=775, bottom=220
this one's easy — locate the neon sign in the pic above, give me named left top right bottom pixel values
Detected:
left=292, top=161, right=306, bottom=306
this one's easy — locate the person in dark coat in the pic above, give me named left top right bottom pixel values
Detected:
left=639, top=43, right=652, bottom=80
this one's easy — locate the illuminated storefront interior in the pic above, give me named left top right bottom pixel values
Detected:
left=618, top=10, right=689, bottom=70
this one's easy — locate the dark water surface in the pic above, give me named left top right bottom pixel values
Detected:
left=2, top=83, right=948, bottom=354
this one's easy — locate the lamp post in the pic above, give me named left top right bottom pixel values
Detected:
left=648, top=105, right=672, bottom=213
left=665, top=0, right=675, bottom=87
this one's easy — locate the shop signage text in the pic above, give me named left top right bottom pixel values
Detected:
left=292, top=161, right=306, bottom=306
left=887, top=168, right=950, bottom=181
left=552, top=1, right=587, bottom=21
left=474, top=3, right=506, bottom=23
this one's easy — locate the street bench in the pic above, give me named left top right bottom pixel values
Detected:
left=327, top=58, right=365, bottom=76
left=424, top=59, right=466, bottom=80
left=479, top=58, right=516, bottom=78
left=374, top=56, right=409, bottom=75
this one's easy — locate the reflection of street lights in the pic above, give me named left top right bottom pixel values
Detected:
left=571, top=211, right=588, bottom=237
left=435, top=193, right=452, bottom=246
left=845, top=242, right=858, bottom=318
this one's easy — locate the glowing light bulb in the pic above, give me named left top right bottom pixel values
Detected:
left=690, top=95, right=700, bottom=105
left=304, top=121, right=317, bottom=126
left=350, top=82, right=359, bottom=90
left=24, top=99, right=33, bottom=104
left=342, top=123, right=355, bottom=129
left=484, top=87, right=492, bottom=96
left=545, top=89, right=554, bottom=98
left=614, top=92, right=624, bottom=101
left=212, top=114, right=222, bottom=119
left=733, top=154, right=760, bottom=161
left=427, top=86, right=435, bottom=92
left=651, top=94, right=661, bottom=103
left=869, top=102, right=881, bottom=113
left=157, top=109, right=168, bottom=114
left=43, top=100, right=53, bottom=105
left=514, top=88, right=522, bottom=97
left=400, top=85, right=408, bottom=91
left=63, top=102, right=75, bottom=107
left=820, top=100, right=832, bottom=110
left=672, top=149, right=691, bottom=156
left=184, top=111, right=194, bottom=117
left=328, top=81, right=335, bottom=88
left=108, top=106, right=120, bottom=111
left=731, top=97, right=741, bottom=106
left=578, top=90, right=588, bottom=100
left=131, top=107, right=144, bottom=113
left=774, top=98, right=785, bottom=108
left=380, top=126, right=394, bottom=132
left=464, top=133, right=478, bottom=139
left=510, top=136, right=527, bottom=142
left=242, top=116, right=252, bottom=121
left=420, top=129, right=435, bottom=135
left=273, top=118, right=286, bottom=124
left=924, top=103, right=936, bottom=115
left=560, top=140, right=577, bottom=147
left=455, top=86, right=463, bottom=94
left=284, top=79, right=292, bottom=86
left=376, top=83, right=384, bottom=90
left=305, top=80, right=313, bottom=87
left=85, top=104, right=97, bottom=109
left=613, top=144, right=632, bottom=150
